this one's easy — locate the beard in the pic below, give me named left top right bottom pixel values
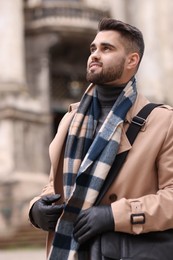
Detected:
left=86, top=58, right=125, bottom=85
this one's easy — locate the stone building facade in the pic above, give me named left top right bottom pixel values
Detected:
left=0, top=0, right=173, bottom=240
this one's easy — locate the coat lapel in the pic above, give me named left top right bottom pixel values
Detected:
left=117, top=93, right=150, bottom=154
left=50, top=104, right=78, bottom=175
left=117, top=127, right=132, bottom=154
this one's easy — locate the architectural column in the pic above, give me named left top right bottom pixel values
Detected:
left=25, top=33, right=59, bottom=111
left=156, top=0, right=173, bottom=105
left=123, top=0, right=171, bottom=103
left=109, top=0, right=126, bottom=21
left=0, top=1, right=55, bottom=235
left=0, top=0, right=26, bottom=91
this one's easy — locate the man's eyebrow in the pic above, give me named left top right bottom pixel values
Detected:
left=90, top=42, right=116, bottom=49
left=90, top=43, right=96, bottom=49
left=101, top=42, right=116, bottom=48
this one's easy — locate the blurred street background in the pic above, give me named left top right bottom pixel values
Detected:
left=1, top=0, right=173, bottom=258
left=0, top=248, right=45, bottom=260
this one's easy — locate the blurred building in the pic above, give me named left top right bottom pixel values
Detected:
left=0, top=0, right=173, bottom=247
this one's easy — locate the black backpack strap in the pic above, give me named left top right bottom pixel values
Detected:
left=94, top=103, right=162, bottom=205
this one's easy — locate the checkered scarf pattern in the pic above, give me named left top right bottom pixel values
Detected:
left=49, top=78, right=137, bottom=260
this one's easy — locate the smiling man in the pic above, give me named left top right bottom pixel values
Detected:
left=29, top=18, right=173, bottom=260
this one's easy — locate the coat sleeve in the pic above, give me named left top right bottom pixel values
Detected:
left=111, top=108, right=173, bottom=235
left=29, top=166, right=54, bottom=209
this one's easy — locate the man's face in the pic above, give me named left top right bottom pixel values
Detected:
left=86, top=30, right=128, bottom=85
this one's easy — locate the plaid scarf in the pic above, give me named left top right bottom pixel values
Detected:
left=49, top=78, right=137, bottom=260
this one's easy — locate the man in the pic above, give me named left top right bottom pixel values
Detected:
left=29, top=18, right=173, bottom=259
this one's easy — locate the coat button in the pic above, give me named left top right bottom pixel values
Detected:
left=109, top=193, right=117, bottom=202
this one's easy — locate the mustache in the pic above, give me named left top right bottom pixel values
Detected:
left=89, top=61, right=102, bottom=68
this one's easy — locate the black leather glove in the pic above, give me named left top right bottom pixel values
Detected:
left=73, top=205, right=114, bottom=244
left=29, top=194, right=64, bottom=231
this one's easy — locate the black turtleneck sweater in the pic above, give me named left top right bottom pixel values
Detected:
left=95, top=84, right=126, bottom=134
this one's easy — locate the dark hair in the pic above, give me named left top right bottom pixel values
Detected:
left=98, top=18, right=145, bottom=64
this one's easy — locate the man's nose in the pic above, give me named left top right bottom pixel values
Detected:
left=90, top=50, right=101, bottom=60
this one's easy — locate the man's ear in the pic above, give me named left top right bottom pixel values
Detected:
left=126, top=53, right=140, bottom=69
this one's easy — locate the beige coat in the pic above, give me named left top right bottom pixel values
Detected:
left=30, top=92, right=173, bottom=255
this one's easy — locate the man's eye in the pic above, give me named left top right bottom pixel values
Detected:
left=103, top=46, right=110, bottom=51
left=90, top=48, right=96, bottom=53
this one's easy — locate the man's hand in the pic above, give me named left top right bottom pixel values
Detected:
left=29, top=194, right=64, bottom=231
left=73, top=206, right=114, bottom=244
